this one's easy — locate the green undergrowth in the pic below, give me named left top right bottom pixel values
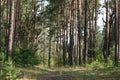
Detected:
left=18, top=65, right=120, bottom=80
left=0, top=53, right=21, bottom=80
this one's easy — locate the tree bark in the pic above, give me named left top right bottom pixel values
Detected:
left=103, top=0, right=110, bottom=62
left=93, top=0, right=97, bottom=60
left=69, top=0, right=74, bottom=66
left=7, top=0, right=14, bottom=60
left=14, top=0, right=21, bottom=45
left=114, top=0, right=119, bottom=66
left=77, top=0, right=82, bottom=65
left=62, top=0, right=66, bottom=66
left=48, top=35, right=51, bottom=67
left=118, top=0, right=120, bottom=59
left=0, top=0, right=2, bottom=52
left=83, top=0, right=88, bottom=64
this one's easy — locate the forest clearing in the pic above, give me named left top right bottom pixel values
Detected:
left=18, top=66, right=120, bottom=80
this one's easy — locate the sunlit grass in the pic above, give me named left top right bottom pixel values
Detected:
left=18, top=65, right=120, bottom=80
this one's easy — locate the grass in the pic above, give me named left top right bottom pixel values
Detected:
left=17, top=65, right=120, bottom=80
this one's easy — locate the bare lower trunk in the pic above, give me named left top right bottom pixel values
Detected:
left=48, top=36, right=51, bottom=67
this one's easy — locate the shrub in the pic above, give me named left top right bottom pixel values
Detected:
left=12, top=47, right=41, bottom=67
left=87, top=59, right=103, bottom=68
left=0, top=53, right=21, bottom=80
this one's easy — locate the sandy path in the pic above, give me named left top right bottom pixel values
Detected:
left=39, top=71, right=77, bottom=80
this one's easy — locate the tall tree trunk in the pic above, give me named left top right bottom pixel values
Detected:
left=69, top=0, right=74, bottom=66
left=88, top=5, right=92, bottom=58
left=91, top=1, right=95, bottom=60
left=63, top=0, right=66, bottom=66
left=6, top=0, right=9, bottom=56
left=14, top=0, right=21, bottom=45
left=83, top=0, right=88, bottom=64
left=103, top=0, right=110, bottom=62
left=7, top=0, right=14, bottom=60
left=118, top=0, right=120, bottom=59
left=114, top=0, right=119, bottom=66
left=77, top=0, right=82, bottom=65
left=33, top=0, right=36, bottom=30
left=93, top=0, right=97, bottom=60
left=32, top=0, right=36, bottom=44
left=0, top=0, right=2, bottom=52
left=74, top=0, right=78, bottom=65
left=48, top=35, right=51, bottom=67
left=56, top=9, right=60, bottom=66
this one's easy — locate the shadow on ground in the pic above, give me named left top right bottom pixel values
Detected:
left=18, top=66, right=120, bottom=80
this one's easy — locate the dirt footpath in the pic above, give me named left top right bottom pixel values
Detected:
left=39, top=72, right=77, bottom=80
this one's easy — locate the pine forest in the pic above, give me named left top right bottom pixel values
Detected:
left=0, top=0, right=120, bottom=80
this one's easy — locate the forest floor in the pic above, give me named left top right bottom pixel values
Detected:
left=18, top=65, right=120, bottom=80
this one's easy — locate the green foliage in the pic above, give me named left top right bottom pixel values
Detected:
left=2, top=22, right=10, bottom=28
left=0, top=53, right=21, bottom=80
left=87, top=49, right=114, bottom=69
left=12, top=47, right=42, bottom=67
left=87, top=59, right=103, bottom=69
left=87, top=59, right=114, bottom=69
left=0, top=53, right=6, bottom=78
left=1, top=60, right=21, bottom=80
left=0, top=52, right=5, bottom=62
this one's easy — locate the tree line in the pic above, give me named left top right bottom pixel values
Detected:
left=0, top=0, right=120, bottom=67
